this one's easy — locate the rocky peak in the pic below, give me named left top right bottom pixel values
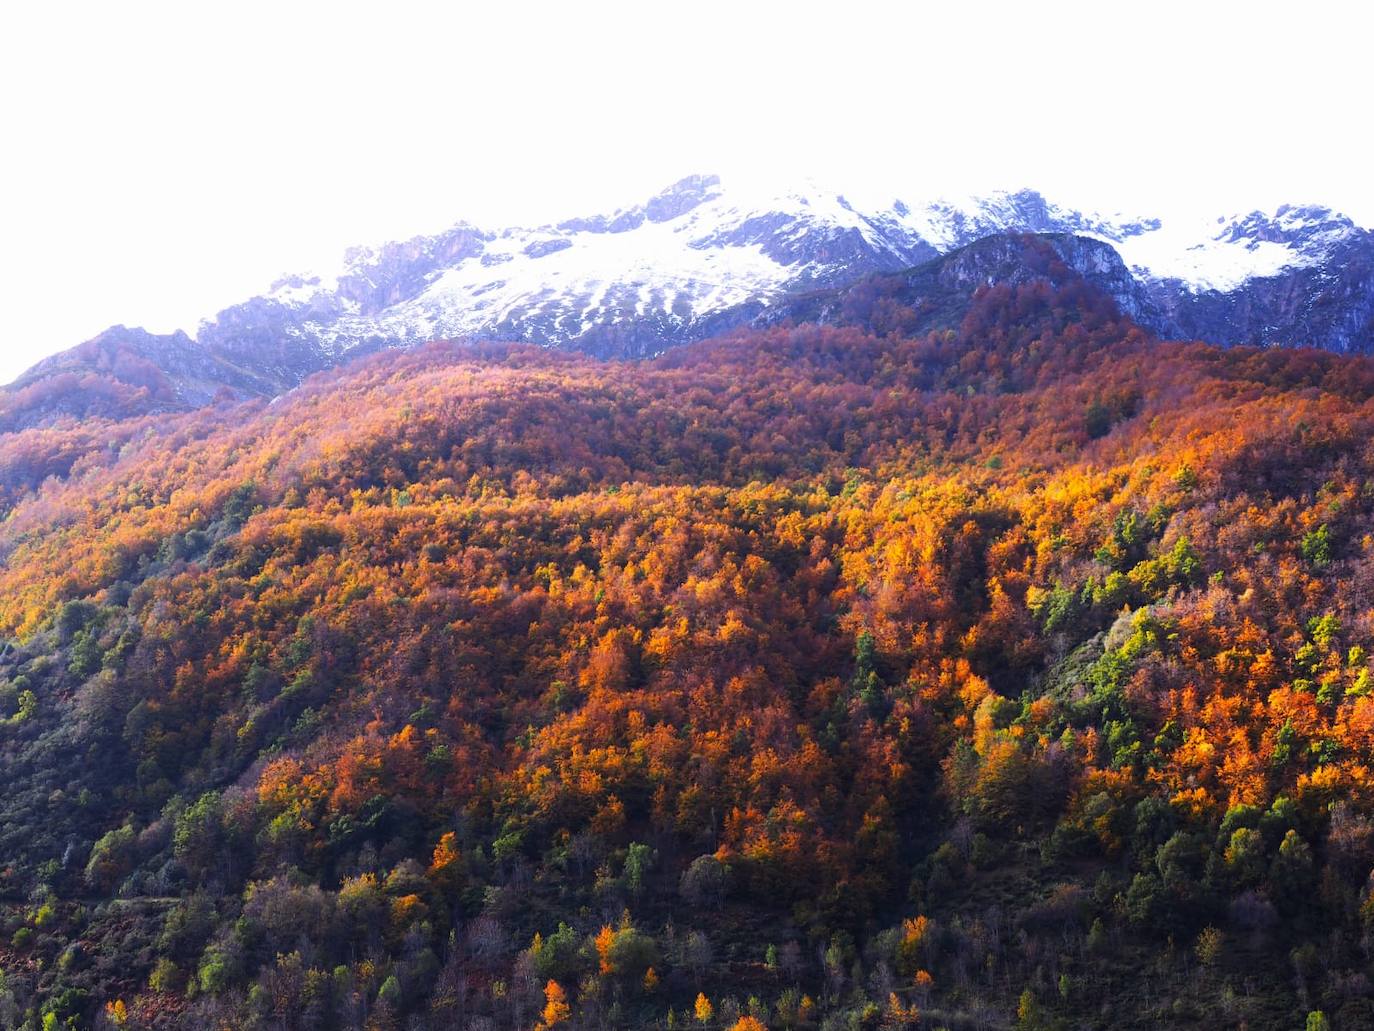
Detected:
left=1216, top=204, right=1357, bottom=250
left=645, top=173, right=722, bottom=222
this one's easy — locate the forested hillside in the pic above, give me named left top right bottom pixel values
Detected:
left=2, top=270, right=1374, bottom=1029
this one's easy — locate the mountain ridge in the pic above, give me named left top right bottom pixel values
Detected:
left=6, top=175, right=1373, bottom=430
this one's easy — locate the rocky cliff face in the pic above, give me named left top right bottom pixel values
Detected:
left=6, top=176, right=1372, bottom=430
left=1145, top=230, right=1374, bottom=352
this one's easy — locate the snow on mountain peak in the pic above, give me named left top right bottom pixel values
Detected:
left=1097, top=203, right=1359, bottom=293
left=223, top=174, right=1369, bottom=363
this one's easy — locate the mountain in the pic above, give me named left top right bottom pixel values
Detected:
left=5, top=262, right=1374, bottom=1027
left=1141, top=206, right=1374, bottom=351
left=0, top=326, right=288, bottom=431
left=194, top=175, right=1156, bottom=365
left=5, top=176, right=1372, bottom=432
left=227, top=180, right=1370, bottom=357
left=0, top=234, right=1135, bottom=512
left=753, top=232, right=1164, bottom=337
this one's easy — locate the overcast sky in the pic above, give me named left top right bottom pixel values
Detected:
left=1, top=0, right=1370, bottom=383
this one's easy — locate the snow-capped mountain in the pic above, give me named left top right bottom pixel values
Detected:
left=1129, top=205, right=1374, bottom=351
left=198, top=174, right=1374, bottom=364
left=1103, top=204, right=1357, bottom=292
left=7, top=174, right=1373, bottom=427
left=199, top=173, right=1163, bottom=367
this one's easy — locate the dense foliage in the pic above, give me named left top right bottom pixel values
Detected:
left=2, top=278, right=1374, bottom=1028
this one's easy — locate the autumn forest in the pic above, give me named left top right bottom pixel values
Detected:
left=2, top=265, right=1374, bottom=1030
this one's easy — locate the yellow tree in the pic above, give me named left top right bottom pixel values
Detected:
left=884, top=993, right=920, bottom=1028
left=695, top=992, right=714, bottom=1024
left=594, top=925, right=616, bottom=975
left=539, top=980, right=571, bottom=1029
left=428, top=831, right=464, bottom=890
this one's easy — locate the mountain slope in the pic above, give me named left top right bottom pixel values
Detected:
left=0, top=233, right=1145, bottom=516
left=1148, top=223, right=1374, bottom=351
left=753, top=232, right=1164, bottom=337
left=1, top=326, right=289, bottom=431
left=4, top=267, right=1374, bottom=1027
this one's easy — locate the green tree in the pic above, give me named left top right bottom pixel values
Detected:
left=1301, top=525, right=1332, bottom=567
left=173, top=791, right=225, bottom=883
left=85, top=824, right=137, bottom=892
left=623, top=842, right=654, bottom=895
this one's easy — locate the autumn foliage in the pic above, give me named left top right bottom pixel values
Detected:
left=2, top=277, right=1374, bottom=1026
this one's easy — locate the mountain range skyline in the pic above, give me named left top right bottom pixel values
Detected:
left=7, top=171, right=1374, bottom=387
left=5, top=1, right=1372, bottom=383
left=7, top=171, right=1372, bottom=397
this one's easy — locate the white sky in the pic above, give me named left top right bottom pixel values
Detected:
left=1, top=0, right=1371, bottom=384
